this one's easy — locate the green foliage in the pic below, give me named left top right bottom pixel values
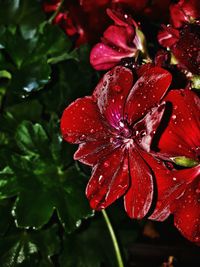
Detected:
left=0, top=1, right=139, bottom=266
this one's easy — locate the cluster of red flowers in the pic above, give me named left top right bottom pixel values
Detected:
left=44, top=0, right=200, bottom=245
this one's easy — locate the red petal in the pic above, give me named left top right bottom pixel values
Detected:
left=159, top=90, right=200, bottom=160
left=142, top=152, right=199, bottom=221
left=93, top=66, right=134, bottom=129
left=124, top=147, right=153, bottom=219
left=172, top=25, right=200, bottom=75
left=90, top=43, right=135, bottom=70
left=158, top=26, right=179, bottom=48
left=103, top=25, right=135, bottom=52
left=170, top=0, right=200, bottom=28
left=74, top=139, right=118, bottom=166
left=125, top=67, right=172, bottom=124
left=133, top=103, right=166, bottom=152
left=172, top=174, right=200, bottom=245
left=86, top=148, right=129, bottom=209
left=60, top=96, right=109, bottom=144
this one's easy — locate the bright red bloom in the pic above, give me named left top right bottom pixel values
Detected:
left=61, top=66, right=172, bottom=218
left=170, top=0, right=200, bottom=28
left=150, top=89, right=200, bottom=244
left=90, top=9, right=144, bottom=70
left=158, top=24, right=200, bottom=75
left=158, top=0, right=200, bottom=75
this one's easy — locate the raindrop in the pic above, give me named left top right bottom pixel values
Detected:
left=112, top=84, right=122, bottom=92
left=103, top=81, right=107, bottom=86
left=99, top=175, right=103, bottom=182
left=173, top=177, right=177, bottom=181
left=172, top=115, right=177, bottom=120
left=76, top=220, right=81, bottom=228
left=104, top=161, right=110, bottom=168
left=138, top=82, right=144, bottom=87
left=140, top=130, right=146, bottom=137
left=79, top=134, right=86, bottom=141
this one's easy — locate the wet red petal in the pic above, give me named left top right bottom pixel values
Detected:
left=159, top=90, right=200, bottom=160
left=60, top=96, right=109, bottom=144
left=133, top=103, right=166, bottom=152
left=86, top=148, right=129, bottom=209
left=125, top=67, right=172, bottom=124
left=172, top=174, right=200, bottom=245
left=103, top=25, right=135, bottom=51
left=170, top=0, right=200, bottom=28
left=74, top=139, right=118, bottom=166
left=172, top=25, right=200, bottom=75
left=142, top=152, right=199, bottom=221
left=124, top=147, right=153, bottom=219
left=90, top=43, right=135, bottom=70
left=93, top=66, right=134, bottom=129
left=157, top=25, right=180, bottom=48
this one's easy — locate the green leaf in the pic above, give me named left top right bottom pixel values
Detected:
left=15, top=121, right=49, bottom=157
left=0, top=166, right=18, bottom=200
left=59, top=216, right=117, bottom=267
left=2, top=120, right=93, bottom=231
left=171, top=156, right=199, bottom=167
left=0, top=0, right=45, bottom=33
left=0, top=225, right=60, bottom=266
left=0, top=199, right=13, bottom=235
left=12, top=162, right=93, bottom=232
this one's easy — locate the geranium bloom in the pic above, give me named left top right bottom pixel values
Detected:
left=149, top=89, right=200, bottom=244
left=90, top=9, right=146, bottom=70
left=158, top=0, right=200, bottom=75
left=61, top=65, right=172, bottom=218
left=170, top=0, right=200, bottom=28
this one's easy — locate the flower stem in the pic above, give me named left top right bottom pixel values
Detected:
left=102, top=209, right=124, bottom=267
left=48, top=0, right=65, bottom=24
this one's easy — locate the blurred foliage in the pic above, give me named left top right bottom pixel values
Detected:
left=0, top=0, right=141, bottom=266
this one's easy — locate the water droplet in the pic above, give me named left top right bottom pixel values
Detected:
left=112, top=84, right=122, bottom=92
left=76, top=220, right=81, bottom=228
left=103, top=81, right=107, bottom=86
left=110, top=137, right=114, bottom=143
left=90, top=129, right=95, bottom=133
left=99, top=175, right=103, bottom=182
left=103, top=161, right=109, bottom=167
left=172, top=115, right=177, bottom=120
left=195, top=188, right=200, bottom=194
left=173, top=177, right=177, bottom=181
left=79, top=134, right=86, bottom=141
left=137, top=103, right=141, bottom=107
left=138, top=82, right=144, bottom=87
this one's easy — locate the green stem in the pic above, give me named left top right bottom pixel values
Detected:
left=48, top=0, right=65, bottom=24
left=102, top=210, right=124, bottom=267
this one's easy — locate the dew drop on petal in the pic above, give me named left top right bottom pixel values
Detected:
left=172, top=115, right=177, bottom=120
left=79, top=134, right=86, bottom=141
left=103, top=161, right=110, bottom=167
left=138, top=82, right=144, bottom=87
left=112, top=84, right=122, bottom=92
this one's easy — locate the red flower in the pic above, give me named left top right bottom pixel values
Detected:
left=158, top=0, right=200, bottom=75
left=90, top=9, right=145, bottom=70
left=149, top=89, right=200, bottom=244
left=170, top=0, right=200, bottom=28
left=158, top=24, right=200, bottom=75
left=61, top=66, right=172, bottom=218
left=43, top=0, right=60, bottom=13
